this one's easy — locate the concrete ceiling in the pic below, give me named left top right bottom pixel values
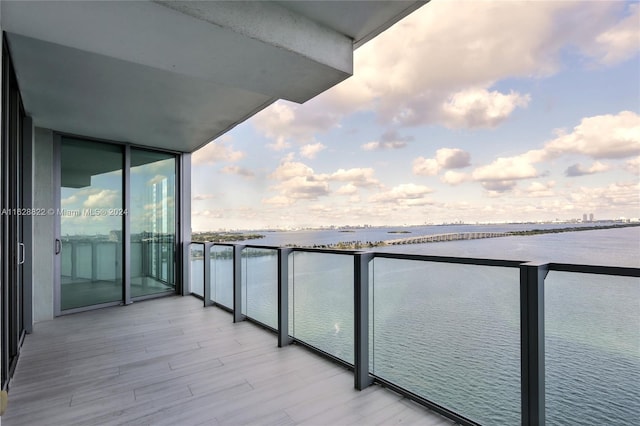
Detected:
left=2, top=1, right=426, bottom=153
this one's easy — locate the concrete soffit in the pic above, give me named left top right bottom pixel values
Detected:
left=1, top=1, right=423, bottom=152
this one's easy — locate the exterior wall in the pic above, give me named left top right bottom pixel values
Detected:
left=32, top=127, right=54, bottom=322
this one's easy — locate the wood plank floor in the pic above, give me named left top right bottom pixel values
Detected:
left=4, top=296, right=453, bottom=426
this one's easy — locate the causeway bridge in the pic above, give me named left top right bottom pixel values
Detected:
left=384, top=232, right=511, bottom=245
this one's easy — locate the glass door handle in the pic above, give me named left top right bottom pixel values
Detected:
left=18, top=242, right=25, bottom=265
left=55, top=238, right=61, bottom=255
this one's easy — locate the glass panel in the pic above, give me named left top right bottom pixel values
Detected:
left=545, top=271, right=640, bottom=426
left=370, top=258, right=520, bottom=425
left=130, top=149, right=176, bottom=297
left=60, top=138, right=123, bottom=310
left=190, top=243, right=204, bottom=297
left=210, top=246, right=233, bottom=309
left=242, top=248, right=278, bottom=328
left=290, top=252, right=354, bottom=363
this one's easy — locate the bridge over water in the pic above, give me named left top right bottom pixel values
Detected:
left=384, top=231, right=511, bottom=245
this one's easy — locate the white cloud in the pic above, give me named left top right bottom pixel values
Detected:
left=300, top=143, right=326, bottom=159
left=267, top=160, right=328, bottom=203
left=565, top=161, right=611, bottom=177
left=412, top=157, right=439, bottom=176
left=271, top=176, right=330, bottom=201
left=545, top=111, right=640, bottom=159
left=252, top=101, right=341, bottom=151
left=193, top=194, right=215, bottom=201
left=481, top=180, right=518, bottom=193
left=362, top=141, right=408, bottom=151
left=583, top=3, right=640, bottom=66
left=441, top=88, right=530, bottom=129
left=435, top=148, right=472, bottom=169
left=468, top=111, right=638, bottom=191
left=473, top=153, right=541, bottom=182
left=148, top=174, right=167, bottom=185
left=270, top=161, right=316, bottom=180
left=262, top=195, right=294, bottom=206
left=440, top=170, right=470, bottom=186
left=566, top=181, right=640, bottom=211
left=361, top=129, right=412, bottom=151
left=193, top=137, right=244, bottom=165
left=221, top=165, right=255, bottom=178
left=329, top=168, right=380, bottom=188
left=625, top=157, right=640, bottom=175
left=324, top=0, right=624, bottom=128
left=83, top=189, right=119, bottom=208
left=370, top=183, right=433, bottom=205
left=267, top=161, right=381, bottom=205
left=414, top=148, right=472, bottom=177
left=249, top=1, right=636, bottom=145
left=522, top=181, right=556, bottom=197
left=336, top=184, right=358, bottom=195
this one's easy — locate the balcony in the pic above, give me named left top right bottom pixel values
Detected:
left=4, top=244, right=639, bottom=425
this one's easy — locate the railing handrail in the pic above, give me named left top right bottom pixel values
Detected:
left=371, top=251, right=525, bottom=267
left=548, top=262, right=640, bottom=277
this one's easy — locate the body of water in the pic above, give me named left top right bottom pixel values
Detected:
left=190, top=225, right=640, bottom=425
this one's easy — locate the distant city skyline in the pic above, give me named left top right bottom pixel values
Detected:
left=191, top=0, right=640, bottom=232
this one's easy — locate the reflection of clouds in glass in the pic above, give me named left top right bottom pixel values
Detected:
left=131, top=159, right=174, bottom=175
left=142, top=198, right=175, bottom=215
left=148, top=174, right=167, bottom=185
left=60, top=213, right=121, bottom=236
left=83, top=189, right=120, bottom=208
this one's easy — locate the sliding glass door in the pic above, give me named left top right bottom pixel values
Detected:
left=130, top=149, right=176, bottom=297
left=59, top=138, right=124, bottom=311
left=57, top=138, right=177, bottom=313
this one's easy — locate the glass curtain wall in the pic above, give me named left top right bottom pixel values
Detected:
left=130, top=149, right=176, bottom=297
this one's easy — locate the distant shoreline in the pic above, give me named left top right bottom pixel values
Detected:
left=190, top=222, right=640, bottom=249
left=286, top=223, right=640, bottom=250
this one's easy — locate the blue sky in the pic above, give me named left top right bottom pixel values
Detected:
left=191, top=0, right=640, bottom=231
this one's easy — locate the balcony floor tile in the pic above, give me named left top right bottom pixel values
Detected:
left=4, top=296, right=451, bottom=426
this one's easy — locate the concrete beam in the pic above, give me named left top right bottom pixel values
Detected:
left=2, top=0, right=352, bottom=103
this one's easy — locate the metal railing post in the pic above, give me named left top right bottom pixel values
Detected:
left=233, top=244, right=245, bottom=323
left=203, top=243, right=212, bottom=307
left=355, top=252, right=374, bottom=390
left=278, top=248, right=293, bottom=347
left=520, top=262, right=548, bottom=426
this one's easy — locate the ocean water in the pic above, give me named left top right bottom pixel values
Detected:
left=190, top=225, right=640, bottom=425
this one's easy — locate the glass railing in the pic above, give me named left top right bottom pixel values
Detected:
left=189, top=243, right=204, bottom=297
left=209, top=245, right=234, bottom=309
left=370, top=256, right=521, bottom=425
left=242, top=247, right=278, bottom=329
left=186, top=243, right=639, bottom=426
left=545, top=267, right=640, bottom=426
left=290, top=250, right=354, bottom=364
